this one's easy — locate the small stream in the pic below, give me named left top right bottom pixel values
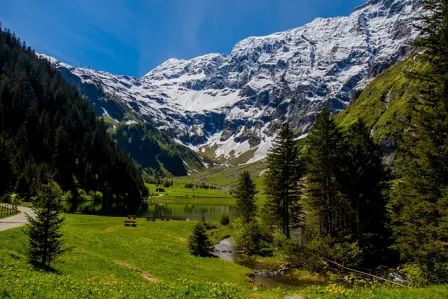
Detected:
left=213, top=238, right=290, bottom=288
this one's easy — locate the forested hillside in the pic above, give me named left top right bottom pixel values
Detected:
left=43, top=57, right=206, bottom=177
left=111, top=122, right=204, bottom=176
left=0, top=27, right=148, bottom=203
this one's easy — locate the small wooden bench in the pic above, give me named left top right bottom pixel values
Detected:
left=160, top=216, right=170, bottom=221
left=124, top=221, right=137, bottom=227
left=127, top=215, right=137, bottom=219
left=74, top=211, right=82, bottom=214
left=146, top=216, right=156, bottom=221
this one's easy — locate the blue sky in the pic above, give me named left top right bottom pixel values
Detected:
left=2, top=0, right=366, bottom=77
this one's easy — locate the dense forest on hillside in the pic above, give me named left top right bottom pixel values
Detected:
left=0, top=26, right=148, bottom=204
left=111, top=122, right=204, bottom=176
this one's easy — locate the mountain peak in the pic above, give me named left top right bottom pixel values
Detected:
left=45, top=0, right=420, bottom=165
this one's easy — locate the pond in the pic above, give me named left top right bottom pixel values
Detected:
left=60, top=201, right=235, bottom=222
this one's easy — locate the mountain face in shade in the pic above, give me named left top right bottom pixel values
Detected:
left=40, top=0, right=420, bottom=164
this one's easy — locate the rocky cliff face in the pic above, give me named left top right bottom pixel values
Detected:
left=40, top=0, right=420, bottom=164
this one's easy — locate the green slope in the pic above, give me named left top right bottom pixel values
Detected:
left=189, top=160, right=268, bottom=191
left=335, top=58, right=423, bottom=158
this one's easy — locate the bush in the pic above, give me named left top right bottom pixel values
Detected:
left=233, top=219, right=273, bottom=256
left=93, top=191, right=103, bottom=201
left=402, top=263, right=428, bottom=287
left=272, top=231, right=288, bottom=248
left=402, top=262, right=448, bottom=287
left=188, top=223, right=214, bottom=257
left=286, top=236, right=362, bottom=273
left=220, top=215, right=230, bottom=226
left=61, top=191, right=73, bottom=201
left=77, top=189, right=93, bottom=201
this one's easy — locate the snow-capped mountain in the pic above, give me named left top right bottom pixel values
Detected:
left=40, top=0, right=421, bottom=164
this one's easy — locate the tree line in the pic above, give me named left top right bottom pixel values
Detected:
left=0, top=26, right=148, bottom=206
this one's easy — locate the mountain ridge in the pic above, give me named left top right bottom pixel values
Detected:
left=40, top=0, right=421, bottom=166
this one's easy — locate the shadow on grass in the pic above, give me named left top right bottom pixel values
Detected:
left=0, top=290, right=12, bottom=298
left=29, top=261, right=63, bottom=274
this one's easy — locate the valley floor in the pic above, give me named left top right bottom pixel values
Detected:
left=0, top=214, right=447, bottom=298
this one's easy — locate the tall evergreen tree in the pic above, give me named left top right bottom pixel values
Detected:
left=389, top=0, right=448, bottom=283
left=263, top=123, right=303, bottom=238
left=341, top=120, right=391, bottom=266
left=26, top=181, right=68, bottom=269
left=232, top=171, right=257, bottom=223
left=305, top=108, right=345, bottom=238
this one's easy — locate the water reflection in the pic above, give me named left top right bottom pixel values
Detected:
left=60, top=201, right=234, bottom=221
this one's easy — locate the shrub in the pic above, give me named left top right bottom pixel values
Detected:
left=188, top=223, right=214, bottom=257
left=93, top=191, right=103, bottom=201
left=286, top=236, right=362, bottom=273
left=272, top=231, right=288, bottom=248
left=77, top=188, right=93, bottom=201
left=402, top=263, right=428, bottom=287
left=402, top=262, right=448, bottom=287
left=61, top=191, right=73, bottom=201
left=220, top=214, right=230, bottom=226
left=233, top=219, right=273, bottom=256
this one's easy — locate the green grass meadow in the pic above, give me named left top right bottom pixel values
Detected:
left=1, top=214, right=447, bottom=298
left=0, top=214, right=250, bottom=298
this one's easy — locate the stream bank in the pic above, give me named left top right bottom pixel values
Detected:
left=213, top=237, right=293, bottom=288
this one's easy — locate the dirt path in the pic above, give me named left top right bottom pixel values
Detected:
left=0, top=206, right=35, bottom=232
left=114, top=260, right=160, bottom=283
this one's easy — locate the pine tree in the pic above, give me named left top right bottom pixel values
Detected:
left=341, top=120, right=391, bottom=266
left=188, top=222, right=213, bottom=257
left=263, top=123, right=303, bottom=238
left=26, top=180, right=68, bottom=269
left=388, top=0, right=448, bottom=284
left=305, top=108, right=345, bottom=238
left=232, top=171, right=257, bottom=223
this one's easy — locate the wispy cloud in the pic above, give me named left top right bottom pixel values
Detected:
left=177, top=0, right=208, bottom=56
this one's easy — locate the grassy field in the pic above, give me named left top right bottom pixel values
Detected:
left=146, top=183, right=236, bottom=206
left=147, top=159, right=269, bottom=206
left=188, top=161, right=268, bottom=190
left=1, top=214, right=447, bottom=298
left=299, top=283, right=448, bottom=299
left=147, top=183, right=267, bottom=206
left=147, top=184, right=231, bottom=199
left=0, top=214, right=251, bottom=298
